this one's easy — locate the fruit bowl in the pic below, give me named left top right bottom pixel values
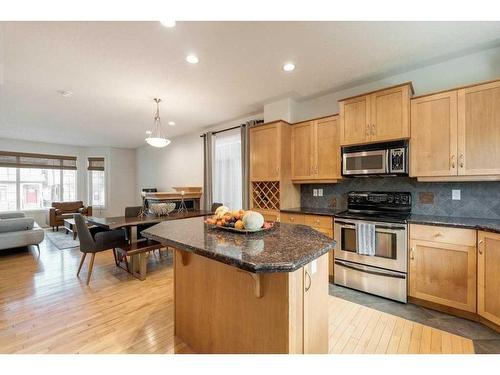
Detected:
left=204, top=209, right=274, bottom=234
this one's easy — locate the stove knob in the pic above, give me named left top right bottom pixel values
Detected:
left=388, top=196, right=394, bottom=203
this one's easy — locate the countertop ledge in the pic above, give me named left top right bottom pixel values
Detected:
left=407, top=214, right=500, bottom=234
left=142, top=217, right=335, bottom=273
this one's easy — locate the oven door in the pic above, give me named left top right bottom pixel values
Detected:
left=334, top=218, right=407, bottom=273
left=342, top=149, right=388, bottom=176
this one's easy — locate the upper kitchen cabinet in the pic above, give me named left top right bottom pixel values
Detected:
left=411, top=79, right=500, bottom=181
left=291, top=115, right=341, bottom=183
left=458, top=80, right=500, bottom=176
left=249, top=121, right=300, bottom=218
left=410, top=91, right=458, bottom=177
left=250, top=122, right=281, bottom=181
left=339, top=83, right=413, bottom=146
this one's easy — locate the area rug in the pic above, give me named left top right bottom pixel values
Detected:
left=45, top=229, right=80, bottom=250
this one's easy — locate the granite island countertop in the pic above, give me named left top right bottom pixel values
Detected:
left=141, top=216, right=336, bottom=273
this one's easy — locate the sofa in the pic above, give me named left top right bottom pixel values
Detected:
left=48, top=201, right=92, bottom=231
left=0, top=212, right=45, bottom=251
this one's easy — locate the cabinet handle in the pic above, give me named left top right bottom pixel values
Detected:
left=478, top=239, right=484, bottom=255
left=371, top=124, right=376, bottom=135
left=410, top=247, right=415, bottom=260
left=305, top=270, right=312, bottom=292
left=290, top=217, right=294, bottom=221
left=450, top=155, right=456, bottom=169
left=459, top=154, right=464, bottom=168
left=276, top=167, right=280, bottom=175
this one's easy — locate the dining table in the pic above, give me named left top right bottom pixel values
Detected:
left=86, top=209, right=213, bottom=278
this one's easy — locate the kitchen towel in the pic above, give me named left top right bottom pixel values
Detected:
left=356, top=222, right=376, bottom=256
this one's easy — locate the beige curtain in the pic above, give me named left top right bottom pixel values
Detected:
left=240, top=119, right=263, bottom=209
left=203, top=132, right=214, bottom=210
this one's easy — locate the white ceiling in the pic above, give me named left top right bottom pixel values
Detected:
left=1, top=21, right=499, bottom=148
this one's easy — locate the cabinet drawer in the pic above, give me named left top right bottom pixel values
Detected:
left=410, top=224, right=476, bottom=246
left=305, top=215, right=333, bottom=230
left=280, top=213, right=306, bottom=225
left=254, top=209, right=280, bottom=223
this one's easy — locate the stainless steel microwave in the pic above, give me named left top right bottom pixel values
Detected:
left=341, top=140, right=408, bottom=177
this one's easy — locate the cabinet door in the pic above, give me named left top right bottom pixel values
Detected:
left=340, top=96, right=370, bottom=146
left=315, top=116, right=341, bottom=179
left=291, top=121, right=315, bottom=180
left=478, top=231, right=500, bottom=326
left=409, top=238, right=476, bottom=312
left=370, top=84, right=411, bottom=142
left=303, top=253, right=329, bottom=354
left=457, top=81, right=500, bottom=176
left=250, top=123, right=280, bottom=181
left=410, top=91, right=458, bottom=177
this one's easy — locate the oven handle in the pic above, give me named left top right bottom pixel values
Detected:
left=335, top=220, right=406, bottom=231
left=335, top=260, right=406, bottom=279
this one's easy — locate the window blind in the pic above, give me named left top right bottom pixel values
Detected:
left=0, top=151, right=77, bottom=170
left=87, top=157, right=105, bottom=171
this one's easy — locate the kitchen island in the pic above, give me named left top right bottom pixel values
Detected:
left=142, top=216, right=335, bottom=354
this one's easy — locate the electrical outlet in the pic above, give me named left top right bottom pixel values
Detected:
left=313, top=189, right=318, bottom=197
left=452, top=189, right=461, bottom=200
left=318, top=188, right=323, bottom=197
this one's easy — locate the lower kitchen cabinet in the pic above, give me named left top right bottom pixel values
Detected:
left=478, top=231, right=500, bottom=326
left=409, top=224, right=477, bottom=312
left=281, top=212, right=334, bottom=279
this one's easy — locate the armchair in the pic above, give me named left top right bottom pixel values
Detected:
left=48, top=201, right=92, bottom=231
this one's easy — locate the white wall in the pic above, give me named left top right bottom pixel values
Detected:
left=135, top=113, right=264, bottom=204
left=0, top=138, right=137, bottom=225
left=264, top=45, right=500, bottom=122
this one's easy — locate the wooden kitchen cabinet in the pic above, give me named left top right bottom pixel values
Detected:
left=291, top=115, right=341, bottom=183
left=411, top=79, right=500, bottom=181
left=339, top=83, right=412, bottom=146
left=250, top=122, right=281, bottom=181
left=410, top=91, right=458, bottom=177
left=457, top=80, right=500, bottom=176
left=478, top=231, right=500, bottom=326
left=409, top=224, right=477, bottom=312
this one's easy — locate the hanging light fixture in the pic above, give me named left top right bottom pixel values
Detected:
left=145, top=98, right=171, bottom=148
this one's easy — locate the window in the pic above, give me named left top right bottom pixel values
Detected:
left=212, top=129, right=242, bottom=209
left=88, top=157, right=106, bottom=208
left=0, top=152, right=77, bottom=211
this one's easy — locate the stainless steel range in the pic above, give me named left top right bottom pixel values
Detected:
left=334, top=191, right=411, bottom=302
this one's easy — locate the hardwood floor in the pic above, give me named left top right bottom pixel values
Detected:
left=0, top=234, right=474, bottom=354
left=329, top=296, right=474, bottom=354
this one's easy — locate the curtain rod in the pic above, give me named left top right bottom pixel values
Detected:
left=199, top=124, right=242, bottom=138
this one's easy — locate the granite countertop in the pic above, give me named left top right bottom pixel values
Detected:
left=408, top=214, right=500, bottom=234
left=142, top=216, right=335, bottom=273
left=280, top=207, right=345, bottom=217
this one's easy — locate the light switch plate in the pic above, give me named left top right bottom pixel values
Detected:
left=318, top=188, right=323, bottom=197
left=452, top=189, right=461, bottom=200
left=313, top=189, right=318, bottom=197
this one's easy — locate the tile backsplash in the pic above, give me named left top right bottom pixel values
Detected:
left=300, top=177, right=500, bottom=219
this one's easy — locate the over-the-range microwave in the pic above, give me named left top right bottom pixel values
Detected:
left=341, top=140, right=408, bottom=177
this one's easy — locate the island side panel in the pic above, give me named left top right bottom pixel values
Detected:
left=303, top=253, right=329, bottom=354
left=174, top=249, right=292, bottom=353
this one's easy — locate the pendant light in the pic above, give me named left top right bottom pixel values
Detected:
left=145, top=98, right=171, bottom=148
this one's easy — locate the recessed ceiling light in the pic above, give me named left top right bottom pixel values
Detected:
left=282, top=63, right=295, bottom=72
left=186, top=54, right=199, bottom=64
left=160, top=20, right=176, bottom=28
left=168, top=121, right=176, bottom=126
left=57, top=90, right=73, bottom=97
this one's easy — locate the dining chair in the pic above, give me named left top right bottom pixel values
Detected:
left=74, top=213, right=127, bottom=285
left=211, top=202, right=223, bottom=212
